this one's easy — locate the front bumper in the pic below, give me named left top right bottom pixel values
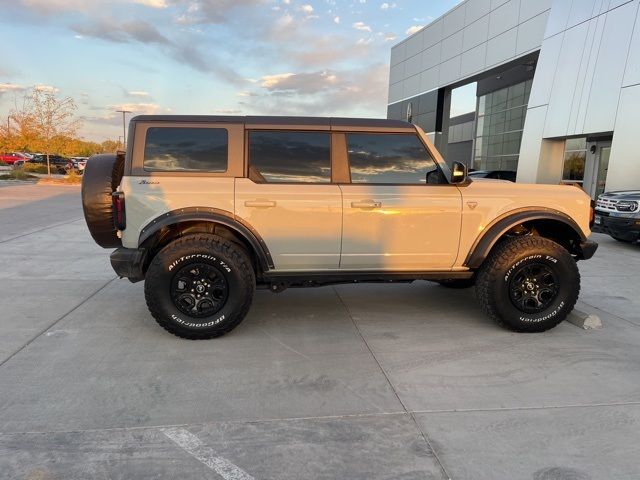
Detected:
left=592, top=212, right=640, bottom=242
left=110, top=247, right=147, bottom=283
left=577, top=240, right=598, bottom=260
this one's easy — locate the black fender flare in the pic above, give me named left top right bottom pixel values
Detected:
left=138, top=207, right=274, bottom=271
left=464, top=208, right=588, bottom=269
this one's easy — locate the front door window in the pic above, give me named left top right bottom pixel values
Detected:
left=339, top=132, right=461, bottom=270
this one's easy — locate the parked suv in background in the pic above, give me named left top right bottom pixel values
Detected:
left=81, top=115, right=597, bottom=339
left=29, top=154, right=73, bottom=174
left=592, top=190, right=640, bottom=243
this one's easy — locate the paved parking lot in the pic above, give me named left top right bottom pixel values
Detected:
left=1, top=182, right=639, bottom=479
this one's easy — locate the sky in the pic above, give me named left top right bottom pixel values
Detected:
left=0, top=0, right=467, bottom=142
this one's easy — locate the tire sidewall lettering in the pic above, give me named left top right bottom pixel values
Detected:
left=167, top=253, right=233, bottom=274
left=518, top=300, right=564, bottom=323
left=171, top=313, right=226, bottom=328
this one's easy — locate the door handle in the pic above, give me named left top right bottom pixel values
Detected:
left=244, top=200, right=277, bottom=208
left=351, top=200, right=382, bottom=209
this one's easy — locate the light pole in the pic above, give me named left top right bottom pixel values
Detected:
left=116, top=109, right=132, bottom=150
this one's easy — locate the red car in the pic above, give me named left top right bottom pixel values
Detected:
left=0, top=153, right=29, bottom=165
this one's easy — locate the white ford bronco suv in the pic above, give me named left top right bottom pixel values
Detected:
left=81, top=116, right=597, bottom=339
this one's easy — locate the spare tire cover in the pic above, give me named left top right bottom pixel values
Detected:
left=81, top=153, right=125, bottom=248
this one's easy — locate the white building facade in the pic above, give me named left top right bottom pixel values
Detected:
left=387, top=0, right=640, bottom=198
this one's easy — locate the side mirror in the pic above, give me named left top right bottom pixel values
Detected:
left=451, top=161, right=467, bottom=184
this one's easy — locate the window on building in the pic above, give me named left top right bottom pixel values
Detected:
left=144, top=127, right=228, bottom=172
left=474, top=79, right=532, bottom=172
left=248, top=131, right=331, bottom=183
left=347, top=133, right=441, bottom=184
left=562, top=137, right=587, bottom=184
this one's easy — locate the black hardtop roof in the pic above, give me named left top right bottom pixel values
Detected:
left=130, top=115, right=414, bottom=129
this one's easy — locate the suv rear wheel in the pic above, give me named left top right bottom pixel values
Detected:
left=475, top=236, right=579, bottom=332
left=144, top=233, right=255, bottom=339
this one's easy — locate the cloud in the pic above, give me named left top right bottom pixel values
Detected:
left=333, top=16, right=340, bottom=24
left=71, top=17, right=243, bottom=83
left=353, top=21, right=372, bottom=32
left=83, top=102, right=162, bottom=125
left=260, top=71, right=338, bottom=93
left=134, top=0, right=167, bottom=7
left=174, top=0, right=265, bottom=25
left=380, top=2, right=396, bottom=9
left=5, top=0, right=164, bottom=15
left=240, top=64, right=389, bottom=117
left=0, top=83, right=25, bottom=95
left=35, top=84, right=59, bottom=93
left=127, top=90, right=150, bottom=97
left=108, top=102, right=161, bottom=114
left=73, top=19, right=170, bottom=44
left=405, top=25, right=424, bottom=36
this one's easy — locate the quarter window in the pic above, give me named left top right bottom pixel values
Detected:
left=347, top=133, right=439, bottom=184
left=143, top=127, right=228, bottom=172
left=248, top=131, right=331, bottom=183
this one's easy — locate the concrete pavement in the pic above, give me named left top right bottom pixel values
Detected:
left=0, top=182, right=639, bottom=479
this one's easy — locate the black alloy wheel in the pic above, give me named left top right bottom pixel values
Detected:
left=170, top=262, right=229, bottom=318
left=508, top=263, right=559, bottom=313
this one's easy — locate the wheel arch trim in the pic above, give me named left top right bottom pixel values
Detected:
left=138, top=207, right=274, bottom=270
left=464, top=208, right=588, bottom=269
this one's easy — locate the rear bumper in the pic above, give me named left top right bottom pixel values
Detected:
left=592, top=213, right=640, bottom=242
left=110, top=247, right=147, bottom=283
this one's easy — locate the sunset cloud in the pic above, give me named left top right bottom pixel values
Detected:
left=353, top=21, right=372, bottom=32
left=0, top=0, right=450, bottom=141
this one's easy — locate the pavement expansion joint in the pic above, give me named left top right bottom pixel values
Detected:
left=332, top=286, right=453, bottom=480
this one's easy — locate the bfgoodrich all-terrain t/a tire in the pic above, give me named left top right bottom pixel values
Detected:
left=475, top=236, right=580, bottom=333
left=144, top=234, right=255, bottom=339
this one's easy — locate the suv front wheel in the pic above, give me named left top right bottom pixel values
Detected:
left=475, top=236, right=580, bottom=332
left=144, top=233, right=255, bottom=339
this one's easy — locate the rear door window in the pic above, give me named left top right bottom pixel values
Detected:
left=143, top=127, right=228, bottom=172
left=248, top=131, right=331, bottom=183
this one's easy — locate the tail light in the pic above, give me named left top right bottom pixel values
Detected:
left=589, top=200, right=595, bottom=227
left=112, top=192, right=126, bottom=230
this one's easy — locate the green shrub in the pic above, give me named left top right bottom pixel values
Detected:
left=0, top=169, right=36, bottom=180
left=22, top=163, right=50, bottom=174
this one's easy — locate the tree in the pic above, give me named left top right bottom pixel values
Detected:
left=10, top=87, right=80, bottom=175
left=101, top=139, right=124, bottom=153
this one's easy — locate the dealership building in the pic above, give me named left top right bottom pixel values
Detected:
left=387, top=0, right=640, bottom=198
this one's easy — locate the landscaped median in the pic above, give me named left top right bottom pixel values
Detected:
left=0, top=165, right=82, bottom=184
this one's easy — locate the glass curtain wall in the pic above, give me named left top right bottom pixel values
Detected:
left=473, top=79, right=532, bottom=171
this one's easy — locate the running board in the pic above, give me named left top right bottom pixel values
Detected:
left=258, top=270, right=474, bottom=291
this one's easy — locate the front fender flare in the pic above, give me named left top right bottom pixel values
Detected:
left=464, top=208, right=588, bottom=269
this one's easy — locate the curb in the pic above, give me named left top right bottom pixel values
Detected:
left=567, top=309, right=603, bottom=330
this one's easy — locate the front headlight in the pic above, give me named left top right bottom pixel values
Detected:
left=616, top=201, right=639, bottom=212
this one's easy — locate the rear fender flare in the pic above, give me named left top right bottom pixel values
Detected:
left=138, top=207, right=274, bottom=271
